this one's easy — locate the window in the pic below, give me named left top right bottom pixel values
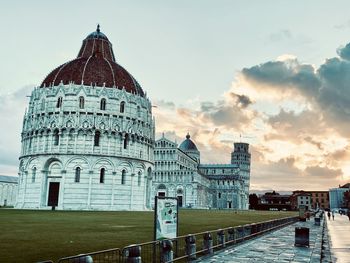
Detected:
left=218, top=192, right=221, bottom=199
left=138, top=171, right=141, bottom=186
left=100, top=168, right=105, bottom=183
left=32, top=167, right=36, bottom=183
left=75, top=167, right=81, bottom=183
left=100, top=98, right=106, bottom=110
left=41, top=99, right=45, bottom=111
left=120, top=101, right=125, bottom=113
left=53, top=129, right=59, bottom=145
left=137, top=106, right=140, bottom=117
left=79, top=96, right=85, bottom=109
left=56, top=97, right=63, bottom=108
left=94, top=131, right=100, bottom=146
left=121, top=170, right=126, bottom=185
left=123, top=134, right=128, bottom=149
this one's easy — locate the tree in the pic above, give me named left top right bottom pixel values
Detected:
left=249, top=193, right=259, bottom=209
left=344, top=190, right=350, bottom=209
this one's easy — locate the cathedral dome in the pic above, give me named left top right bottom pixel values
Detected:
left=41, top=25, right=144, bottom=97
left=179, top=133, right=198, bottom=152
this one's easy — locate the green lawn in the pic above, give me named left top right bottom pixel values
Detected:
left=0, top=209, right=296, bottom=262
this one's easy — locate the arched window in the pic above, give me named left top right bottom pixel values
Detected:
left=100, top=98, right=106, bottom=110
left=41, top=99, right=45, bottom=111
left=120, top=101, right=125, bottom=113
left=94, top=131, right=100, bottom=146
left=137, top=106, right=140, bottom=117
left=53, top=129, right=59, bottom=146
left=79, top=96, right=85, bottom=109
left=75, top=167, right=81, bottom=183
left=32, top=167, right=36, bottom=183
left=56, top=97, right=63, bottom=108
left=138, top=171, right=141, bottom=186
left=121, top=170, right=126, bottom=185
left=100, top=168, right=105, bottom=183
left=123, top=134, right=128, bottom=149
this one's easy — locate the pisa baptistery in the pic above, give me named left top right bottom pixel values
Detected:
left=16, top=26, right=155, bottom=210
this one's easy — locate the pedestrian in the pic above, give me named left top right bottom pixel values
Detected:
left=332, top=211, right=335, bottom=220
left=327, top=211, right=331, bottom=220
left=347, top=210, right=350, bottom=221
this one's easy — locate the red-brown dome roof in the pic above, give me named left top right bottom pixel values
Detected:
left=41, top=25, right=144, bottom=97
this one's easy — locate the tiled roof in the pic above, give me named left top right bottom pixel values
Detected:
left=41, top=26, right=144, bottom=97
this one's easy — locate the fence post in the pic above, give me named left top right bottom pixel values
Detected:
left=203, top=232, right=213, bottom=255
left=123, top=245, right=142, bottom=263
left=185, top=235, right=196, bottom=261
left=227, top=228, right=234, bottom=243
left=160, top=240, right=173, bottom=263
left=217, top=229, right=225, bottom=248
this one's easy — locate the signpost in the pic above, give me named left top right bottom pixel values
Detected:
left=154, top=196, right=178, bottom=240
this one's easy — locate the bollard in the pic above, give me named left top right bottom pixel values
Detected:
left=314, top=217, right=321, bottom=226
left=185, top=235, right=196, bottom=261
left=227, top=228, right=234, bottom=242
left=123, top=245, right=142, bottom=263
left=235, top=227, right=244, bottom=242
left=295, top=227, right=309, bottom=247
left=217, top=229, right=225, bottom=248
left=72, top=254, right=93, bottom=263
left=251, top=224, right=257, bottom=235
left=203, top=232, right=213, bottom=255
left=160, top=240, right=173, bottom=263
left=244, top=225, right=252, bottom=238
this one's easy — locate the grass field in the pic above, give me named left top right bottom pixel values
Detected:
left=0, top=209, right=296, bottom=262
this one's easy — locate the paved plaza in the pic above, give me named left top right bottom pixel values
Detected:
left=196, top=218, right=324, bottom=263
left=326, top=213, right=350, bottom=263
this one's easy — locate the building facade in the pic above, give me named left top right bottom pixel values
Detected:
left=290, top=191, right=311, bottom=210
left=329, top=183, right=350, bottom=209
left=0, top=175, right=18, bottom=206
left=152, top=135, right=250, bottom=209
left=304, top=191, right=329, bottom=210
left=16, top=26, right=155, bottom=210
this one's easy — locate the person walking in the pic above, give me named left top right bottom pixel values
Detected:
left=347, top=210, right=350, bottom=221
left=327, top=211, right=331, bottom=220
left=332, top=211, right=335, bottom=220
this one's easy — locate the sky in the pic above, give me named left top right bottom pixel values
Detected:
left=1, top=1, right=350, bottom=191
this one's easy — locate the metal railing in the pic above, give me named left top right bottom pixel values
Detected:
left=42, top=216, right=298, bottom=263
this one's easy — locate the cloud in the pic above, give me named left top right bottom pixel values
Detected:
left=304, top=165, right=342, bottom=178
left=241, top=59, right=321, bottom=98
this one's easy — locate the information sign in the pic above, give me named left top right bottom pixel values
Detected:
left=154, top=196, right=178, bottom=240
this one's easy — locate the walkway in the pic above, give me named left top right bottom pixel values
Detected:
left=327, top=213, right=350, bottom=263
left=195, top=218, right=324, bottom=263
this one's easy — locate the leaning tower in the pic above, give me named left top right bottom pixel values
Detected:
left=231, top=142, right=251, bottom=209
left=16, top=26, right=155, bottom=210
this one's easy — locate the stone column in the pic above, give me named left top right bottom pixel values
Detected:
left=87, top=170, right=93, bottom=209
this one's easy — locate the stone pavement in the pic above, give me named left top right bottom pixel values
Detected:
left=195, top=218, right=324, bottom=263
left=326, top=213, right=350, bottom=263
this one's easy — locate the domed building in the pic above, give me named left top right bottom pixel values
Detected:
left=179, top=133, right=200, bottom=163
left=152, top=134, right=250, bottom=209
left=16, top=26, right=155, bottom=210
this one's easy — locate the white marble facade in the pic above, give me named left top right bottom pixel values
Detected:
left=0, top=176, right=18, bottom=207
left=152, top=135, right=251, bottom=210
left=16, top=84, right=154, bottom=210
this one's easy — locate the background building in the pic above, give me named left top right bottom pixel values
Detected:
left=304, top=191, right=329, bottom=210
left=290, top=191, right=311, bottom=210
left=16, top=26, right=155, bottom=210
left=329, top=183, right=350, bottom=210
left=152, top=134, right=251, bottom=209
left=0, top=175, right=18, bottom=206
